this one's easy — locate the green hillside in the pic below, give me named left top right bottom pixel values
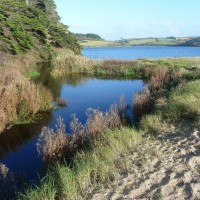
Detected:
left=75, top=33, right=103, bottom=41
left=79, top=36, right=200, bottom=47
left=181, top=37, right=200, bottom=46
left=0, top=0, right=81, bottom=59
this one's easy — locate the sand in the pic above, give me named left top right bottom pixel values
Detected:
left=90, top=126, right=200, bottom=200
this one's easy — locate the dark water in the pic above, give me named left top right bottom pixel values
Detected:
left=82, top=46, right=200, bottom=60
left=0, top=72, right=143, bottom=184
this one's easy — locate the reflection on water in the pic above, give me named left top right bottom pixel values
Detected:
left=36, top=64, right=93, bottom=99
left=0, top=113, right=52, bottom=159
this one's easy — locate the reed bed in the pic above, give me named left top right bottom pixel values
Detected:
left=37, top=103, right=123, bottom=165
left=0, top=54, right=53, bottom=133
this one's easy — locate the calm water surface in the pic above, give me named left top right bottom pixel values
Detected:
left=0, top=73, right=144, bottom=184
left=82, top=46, right=200, bottom=60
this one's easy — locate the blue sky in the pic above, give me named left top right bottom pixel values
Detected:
left=54, top=0, right=200, bottom=40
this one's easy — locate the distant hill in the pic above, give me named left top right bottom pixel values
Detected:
left=0, top=0, right=81, bottom=59
left=75, top=33, right=103, bottom=41
left=181, top=37, right=200, bottom=46
left=79, top=36, right=200, bottom=48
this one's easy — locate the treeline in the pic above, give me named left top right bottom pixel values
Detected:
left=75, top=33, right=103, bottom=40
left=0, top=0, right=81, bottom=59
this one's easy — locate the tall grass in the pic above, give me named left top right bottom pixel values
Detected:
left=163, top=80, right=200, bottom=124
left=0, top=54, right=53, bottom=133
left=134, top=87, right=153, bottom=121
left=37, top=104, right=123, bottom=165
left=51, top=49, right=95, bottom=77
left=52, top=51, right=200, bottom=83
left=139, top=80, right=200, bottom=134
left=20, top=128, right=143, bottom=200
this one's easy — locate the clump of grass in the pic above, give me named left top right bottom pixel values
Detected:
left=51, top=49, right=95, bottom=77
left=0, top=163, right=9, bottom=178
left=18, top=173, right=57, bottom=200
left=51, top=50, right=145, bottom=78
left=25, top=69, right=40, bottom=79
left=149, top=67, right=169, bottom=92
left=37, top=103, right=123, bottom=165
left=139, top=80, right=200, bottom=133
left=162, top=80, right=200, bottom=124
left=140, top=113, right=169, bottom=134
left=56, top=98, right=67, bottom=107
left=0, top=56, right=53, bottom=133
left=37, top=117, right=68, bottom=164
left=51, top=54, right=200, bottom=83
left=133, top=87, right=154, bottom=121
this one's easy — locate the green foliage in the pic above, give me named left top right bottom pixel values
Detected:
left=163, top=80, right=200, bottom=123
left=19, top=128, right=142, bottom=200
left=75, top=33, right=103, bottom=41
left=25, top=69, right=40, bottom=78
left=181, top=37, right=200, bottom=46
left=0, top=0, right=81, bottom=57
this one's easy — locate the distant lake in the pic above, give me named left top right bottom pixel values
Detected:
left=82, top=46, right=200, bottom=60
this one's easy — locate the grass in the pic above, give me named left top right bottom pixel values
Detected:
left=79, top=37, right=192, bottom=47
left=25, top=69, right=40, bottom=79
left=51, top=49, right=200, bottom=81
left=19, top=127, right=143, bottom=200
left=0, top=53, right=53, bottom=133
left=36, top=104, right=123, bottom=165
left=163, top=80, right=200, bottom=124
left=139, top=80, right=200, bottom=134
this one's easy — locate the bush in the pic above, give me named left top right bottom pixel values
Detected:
left=0, top=56, right=53, bottom=133
left=163, top=80, right=200, bottom=123
left=37, top=104, right=123, bottom=165
left=140, top=113, right=169, bottom=134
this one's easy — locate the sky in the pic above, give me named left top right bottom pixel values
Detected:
left=54, top=0, right=200, bottom=41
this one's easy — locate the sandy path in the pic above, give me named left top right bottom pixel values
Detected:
left=90, top=126, right=200, bottom=200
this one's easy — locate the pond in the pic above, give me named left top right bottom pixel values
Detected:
left=0, top=71, right=144, bottom=185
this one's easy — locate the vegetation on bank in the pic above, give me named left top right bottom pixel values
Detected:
left=75, top=33, right=103, bottom=41
left=18, top=54, right=200, bottom=199
left=51, top=49, right=200, bottom=79
left=78, top=36, right=200, bottom=47
left=0, top=53, right=53, bottom=133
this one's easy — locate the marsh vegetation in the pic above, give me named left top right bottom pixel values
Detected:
left=16, top=51, right=200, bottom=199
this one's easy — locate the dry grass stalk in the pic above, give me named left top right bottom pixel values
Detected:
left=134, top=87, right=153, bottom=121
left=56, top=98, right=67, bottom=107
left=0, top=55, right=53, bottom=133
left=37, top=103, right=123, bottom=164
left=0, top=163, right=9, bottom=178
left=149, top=67, right=169, bottom=91
left=37, top=117, right=67, bottom=163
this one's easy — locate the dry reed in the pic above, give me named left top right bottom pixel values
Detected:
left=0, top=54, right=53, bottom=133
left=134, top=87, right=153, bottom=121
left=37, top=103, right=123, bottom=165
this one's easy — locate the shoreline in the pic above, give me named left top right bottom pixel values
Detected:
left=81, top=44, right=200, bottom=48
